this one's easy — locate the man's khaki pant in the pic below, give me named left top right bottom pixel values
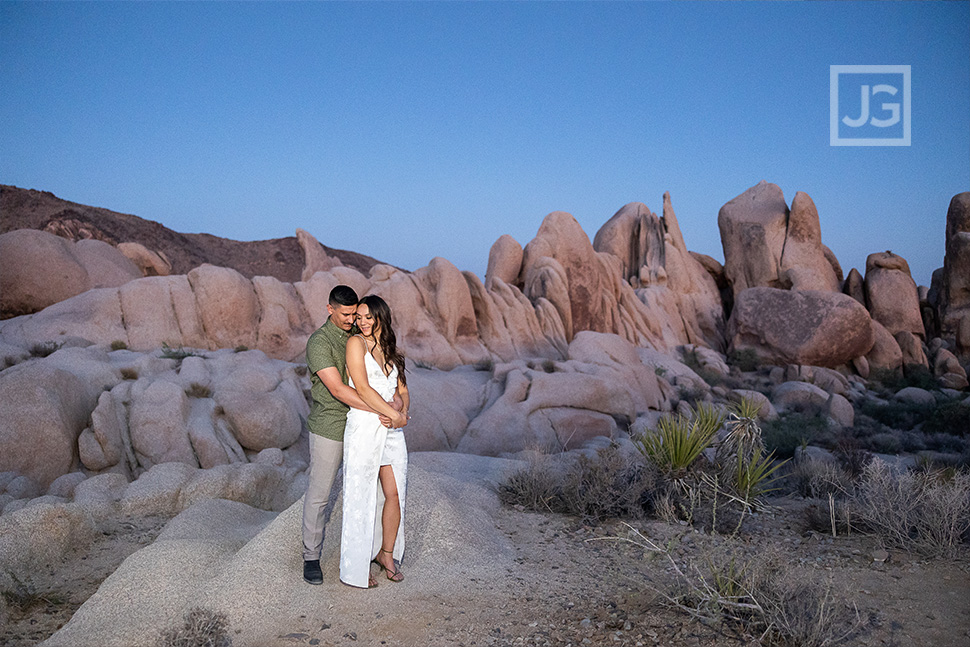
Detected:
left=301, top=434, right=343, bottom=561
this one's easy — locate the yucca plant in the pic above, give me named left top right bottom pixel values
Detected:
left=635, top=403, right=724, bottom=485
left=717, top=397, right=765, bottom=466
left=732, top=446, right=787, bottom=503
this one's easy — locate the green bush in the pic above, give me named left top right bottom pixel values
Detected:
left=870, top=364, right=938, bottom=393
left=726, top=348, right=759, bottom=372
left=859, top=399, right=932, bottom=431
left=922, top=399, right=970, bottom=436
left=110, top=340, right=128, bottom=351
left=760, top=412, right=829, bottom=459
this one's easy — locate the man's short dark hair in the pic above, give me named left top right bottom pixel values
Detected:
left=329, top=285, right=358, bottom=307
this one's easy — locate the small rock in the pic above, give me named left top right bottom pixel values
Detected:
left=872, top=548, right=890, bottom=563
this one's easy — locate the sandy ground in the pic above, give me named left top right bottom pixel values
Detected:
left=4, top=495, right=968, bottom=647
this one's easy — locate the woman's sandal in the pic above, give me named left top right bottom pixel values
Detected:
left=372, top=548, right=404, bottom=583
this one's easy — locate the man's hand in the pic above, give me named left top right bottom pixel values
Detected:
left=389, top=392, right=408, bottom=427
left=389, top=411, right=408, bottom=429
left=378, top=414, right=393, bottom=427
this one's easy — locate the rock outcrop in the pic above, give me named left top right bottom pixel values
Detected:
left=718, top=182, right=839, bottom=298
left=0, top=229, right=140, bottom=319
left=864, top=251, right=924, bottom=339
left=779, top=192, right=841, bottom=291
left=726, top=287, right=874, bottom=367
left=939, top=192, right=970, bottom=359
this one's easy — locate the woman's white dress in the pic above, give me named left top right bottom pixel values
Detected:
left=339, top=347, right=407, bottom=588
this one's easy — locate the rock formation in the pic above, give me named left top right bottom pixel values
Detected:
left=939, top=192, right=970, bottom=359
left=0, top=229, right=141, bottom=318
left=864, top=251, right=924, bottom=339
left=718, top=181, right=840, bottom=297
left=726, top=287, right=874, bottom=367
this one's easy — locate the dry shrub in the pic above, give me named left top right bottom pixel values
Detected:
left=186, top=382, right=212, bottom=399
left=29, top=341, right=62, bottom=358
left=851, top=459, right=970, bottom=556
left=613, top=528, right=861, bottom=647
left=784, top=460, right=853, bottom=499
left=498, top=452, right=564, bottom=514
left=498, top=444, right=659, bottom=524
left=157, top=607, right=232, bottom=647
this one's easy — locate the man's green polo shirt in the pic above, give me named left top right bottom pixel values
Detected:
left=306, top=318, right=352, bottom=441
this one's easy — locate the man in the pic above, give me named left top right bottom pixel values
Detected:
left=301, top=285, right=406, bottom=586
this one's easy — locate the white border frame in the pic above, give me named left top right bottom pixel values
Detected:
left=830, top=65, right=911, bottom=147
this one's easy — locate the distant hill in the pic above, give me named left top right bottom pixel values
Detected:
left=0, top=185, right=386, bottom=282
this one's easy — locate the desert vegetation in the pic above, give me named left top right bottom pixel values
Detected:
left=499, top=393, right=970, bottom=647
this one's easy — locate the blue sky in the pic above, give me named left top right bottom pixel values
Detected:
left=2, top=2, right=968, bottom=286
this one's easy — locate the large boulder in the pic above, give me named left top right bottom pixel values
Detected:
left=940, top=193, right=970, bottom=359
left=117, top=242, right=172, bottom=277
left=73, top=239, right=141, bottom=289
left=0, top=229, right=143, bottom=319
left=0, top=363, right=97, bottom=488
left=0, top=287, right=122, bottom=351
left=726, top=287, right=875, bottom=367
left=659, top=193, right=726, bottom=350
left=187, top=264, right=259, bottom=350
left=366, top=264, right=465, bottom=369
left=864, top=251, right=924, bottom=338
left=465, top=274, right=565, bottom=362
left=843, top=268, right=865, bottom=305
left=0, top=229, right=90, bottom=318
left=484, top=234, right=523, bottom=291
left=399, top=367, right=490, bottom=452
left=78, top=390, right=130, bottom=473
left=458, top=334, right=667, bottom=456
left=866, top=320, right=904, bottom=373
left=119, top=275, right=207, bottom=350
left=209, top=351, right=305, bottom=452
left=779, top=192, right=840, bottom=291
left=129, top=380, right=198, bottom=469
left=566, top=331, right=666, bottom=413
left=252, top=276, right=313, bottom=362
left=718, top=181, right=789, bottom=297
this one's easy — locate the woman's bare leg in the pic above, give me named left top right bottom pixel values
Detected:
left=376, top=464, right=402, bottom=578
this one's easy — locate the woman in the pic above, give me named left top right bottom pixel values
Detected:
left=339, top=295, right=409, bottom=588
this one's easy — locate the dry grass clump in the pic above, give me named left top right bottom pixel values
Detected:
left=850, top=459, right=970, bottom=556
left=156, top=607, right=232, bottom=647
left=29, top=341, right=63, bottom=358
left=607, top=527, right=861, bottom=647
left=185, top=382, right=212, bottom=399
left=785, top=460, right=854, bottom=499
left=498, top=444, right=659, bottom=524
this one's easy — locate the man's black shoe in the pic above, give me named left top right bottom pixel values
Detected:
left=303, top=559, right=323, bottom=585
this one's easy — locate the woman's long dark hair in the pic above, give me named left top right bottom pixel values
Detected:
left=358, top=294, right=406, bottom=386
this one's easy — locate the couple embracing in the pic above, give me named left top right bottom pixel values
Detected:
left=301, top=285, right=410, bottom=589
